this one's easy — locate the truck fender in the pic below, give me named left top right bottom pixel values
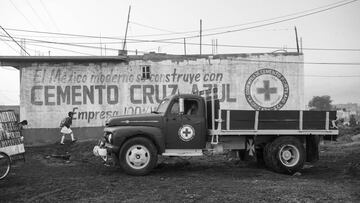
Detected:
left=111, top=126, right=165, bottom=154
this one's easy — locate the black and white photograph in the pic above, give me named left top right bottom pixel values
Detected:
left=0, top=0, right=359, bottom=202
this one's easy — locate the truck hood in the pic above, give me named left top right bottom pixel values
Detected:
left=106, top=113, right=163, bottom=127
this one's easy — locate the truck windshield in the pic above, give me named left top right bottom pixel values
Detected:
left=156, top=98, right=170, bottom=113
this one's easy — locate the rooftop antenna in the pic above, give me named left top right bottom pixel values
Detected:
left=200, top=19, right=202, bottom=55
left=294, top=26, right=300, bottom=53
left=122, top=6, right=131, bottom=52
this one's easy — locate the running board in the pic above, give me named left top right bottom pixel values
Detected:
left=162, top=149, right=203, bottom=156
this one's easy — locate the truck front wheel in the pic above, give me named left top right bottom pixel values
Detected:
left=119, top=137, right=158, bottom=176
left=264, top=136, right=305, bottom=174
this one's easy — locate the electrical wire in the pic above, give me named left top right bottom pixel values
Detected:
left=127, top=0, right=355, bottom=38
left=0, top=35, right=147, bottom=55
left=0, top=38, right=21, bottom=55
left=25, top=0, right=48, bottom=29
left=3, top=0, right=358, bottom=44
left=136, top=0, right=359, bottom=41
left=130, top=21, right=179, bottom=34
left=1, top=33, right=360, bottom=53
left=26, top=43, right=98, bottom=56
left=0, top=30, right=22, bottom=55
left=8, top=0, right=36, bottom=30
left=2, top=35, right=360, bottom=66
left=39, top=0, right=60, bottom=32
left=3, top=33, right=360, bottom=66
left=23, top=39, right=147, bottom=54
left=230, top=58, right=360, bottom=66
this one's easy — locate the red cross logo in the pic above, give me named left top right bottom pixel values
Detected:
left=245, top=69, right=289, bottom=110
left=178, top=125, right=195, bottom=141
left=256, top=80, right=277, bottom=101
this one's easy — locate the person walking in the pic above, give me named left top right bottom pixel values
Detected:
left=60, top=112, right=77, bottom=145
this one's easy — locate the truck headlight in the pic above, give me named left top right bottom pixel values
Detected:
left=108, top=133, right=113, bottom=144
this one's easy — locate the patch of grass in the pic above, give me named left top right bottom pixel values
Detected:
left=339, top=125, right=360, bottom=136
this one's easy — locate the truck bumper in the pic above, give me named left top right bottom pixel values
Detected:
left=93, top=139, right=120, bottom=161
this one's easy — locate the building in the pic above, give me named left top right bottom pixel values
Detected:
left=335, top=103, right=360, bottom=125
left=0, top=52, right=304, bottom=145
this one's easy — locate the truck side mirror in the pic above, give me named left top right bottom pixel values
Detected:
left=179, top=97, right=184, bottom=114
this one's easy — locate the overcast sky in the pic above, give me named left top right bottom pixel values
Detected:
left=0, top=0, right=359, bottom=105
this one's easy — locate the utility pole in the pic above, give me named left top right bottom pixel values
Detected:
left=212, top=39, right=218, bottom=55
left=211, top=39, right=214, bottom=55
left=122, top=6, right=131, bottom=52
left=216, top=39, right=218, bottom=54
left=294, top=26, right=299, bottom=53
left=1, top=26, right=30, bottom=56
left=184, top=38, right=187, bottom=55
left=100, top=33, right=102, bottom=56
left=200, top=19, right=202, bottom=55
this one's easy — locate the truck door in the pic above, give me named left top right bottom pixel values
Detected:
left=165, top=98, right=206, bottom=149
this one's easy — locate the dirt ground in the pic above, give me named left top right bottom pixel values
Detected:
left=1, top=138, right=359, bottom=202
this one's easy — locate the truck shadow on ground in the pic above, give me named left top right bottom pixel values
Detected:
left=25, top=140, right=360, bottom=181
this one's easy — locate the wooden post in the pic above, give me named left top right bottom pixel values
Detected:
left=200, top=19, right=202, bottom=55
left=295, top=26, right=299, bottom=53
left=122, top=6, right=131, bottom=51
left=183, top=38, right=187, bottom=55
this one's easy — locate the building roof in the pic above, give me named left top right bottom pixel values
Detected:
left=0, top=56, right=128, bottom=68
left=0, top=52, right=303, bottom=69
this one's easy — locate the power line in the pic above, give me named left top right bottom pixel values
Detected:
left=125, top=39, right=360, bottom=52
left=130, top=21, right=178, bottom=34
left=25, top=0, right=48, bottom=29
left=230, top=58, right=360, bottom=66
left=26, top=43, right=98, bottom=56
left=0, top=36, right=21, bottom=55
left=4, top=0, right=357, bottom=44
left=3, top=27, right=122, bottom=40
left=2, top=35, right=360, bottom=66
left=2, top=0, right=357, bottom=52
left=8, top=0, right=36, bottom=29
left=301, top=75, right=360, bottom=78
left=39, top=0, right=60, bottom=32
left=127, top=0, right=354, bottom=38
left=0, top=26, right=30, bottom=56
left=140, top=0, right=359, bottom=41
left=2, top=34, right=360, bottom=66
left=2, top=33, right=360, bottom=53
left=19, top=37, right=147, bottom=54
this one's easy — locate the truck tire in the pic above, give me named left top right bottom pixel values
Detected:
left=0, top=152, right=11, bottom=180
left=263, top=142, right=276, bottom=170
left=265, top=136, right=305, bottom=174
left=256, top=146, right=265, bottom=166
left=119, top=137, right=158, bottom=176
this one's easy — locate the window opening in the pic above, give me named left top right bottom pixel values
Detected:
left=141, top=65, right=151, bottom=80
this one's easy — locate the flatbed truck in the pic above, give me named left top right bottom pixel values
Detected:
left=93, top=88, right=338, bottom=175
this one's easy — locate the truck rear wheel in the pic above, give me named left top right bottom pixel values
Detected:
left=264, top=136, right=305, bottom=174
left=119, top=137, right=158, bottom=176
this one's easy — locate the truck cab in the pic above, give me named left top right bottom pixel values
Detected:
left=159, top=94, right=207, bottom=150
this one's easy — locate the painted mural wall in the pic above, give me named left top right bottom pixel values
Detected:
left=19, top=54, right=304, bottom=144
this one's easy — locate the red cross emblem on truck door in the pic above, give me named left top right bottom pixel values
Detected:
left=178, top=125, right=195, bottom=142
